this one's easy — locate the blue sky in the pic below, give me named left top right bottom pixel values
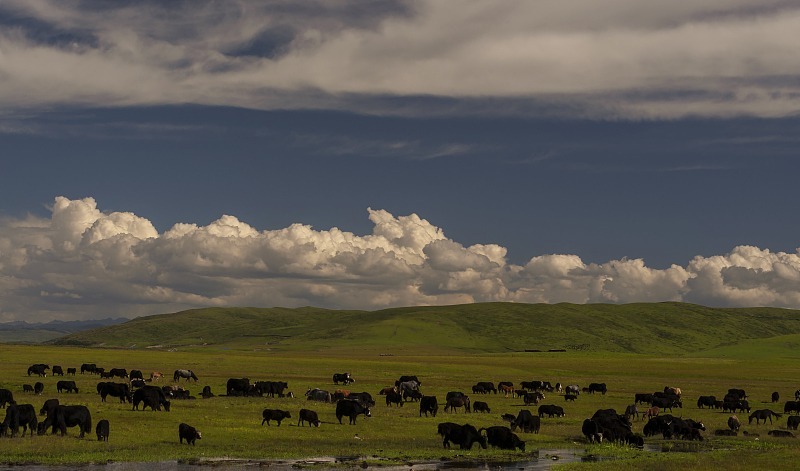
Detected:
left=1, top=1, right=799, bottom=321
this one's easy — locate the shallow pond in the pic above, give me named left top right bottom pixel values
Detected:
left=0, top=443, right=700, bottom=470
left=0, top=448, right=590, bottom=470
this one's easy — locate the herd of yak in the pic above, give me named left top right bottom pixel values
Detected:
left=2, top=363, right=800, bottom=453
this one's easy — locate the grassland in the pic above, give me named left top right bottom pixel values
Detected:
left=50, top=302, right=800, bottom=356
left=3, top=302, right=800, bottom=469
left=0, top=343, right=800, bottom=469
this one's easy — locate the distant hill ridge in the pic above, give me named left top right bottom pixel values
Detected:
left=0, top=317, right=128, bottom=344
left=0, top=317, right=127, bottom=331
left=48, top=302, right=800, bottom=355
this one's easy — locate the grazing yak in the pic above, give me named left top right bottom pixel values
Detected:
left=385, top=390, right=404, bottom=407
left=697, top=396, right=716, bottom=409
left=39, top=398, right=59, bottom=417
left=624, top=404, right=639, bottom=420
left=480, top=425, right=525, bottom=451
left=27, top=364, right=49, bottom=377
left=109, top=368, right=128, bottom=379
left=524, top=392, right=544, bottom=405
left=335, top=399, right=371, bottom=424
left=261, top=409, right=291, bottom=426
left=437, top=422, right=487, bottom=450
left=419, top=396, right=439, bottom=417
left=445, top=395, right=471, bottom=413
left=397, top=381, right=420, bottom=397
left=52, top=366, right=64, bottom=376
left=396, top=375, right=421, bottom=387
left=635, top=393, right=654, bottom=405
left=784, top=401, right=800, bottom=414
left=0, top=389, right=14, bottom=408
left=472, top=401, right=490, bottom=413
left=728, top=388, right=747, bottom=399
left=474, top=382, right=497, bottom=394
left=96, top=419, right=109, bottom=441
left=1, top=403, right=38, bottom=437
left=585, top=409, right=643, bottom=445
left=298, top=409, right=321, bottom=427
left=403, top=389, right=423, bottom=402
left=788, top=416, right=800, bottom=430
left=98, top=383, right=130, bottom=403
left=538, top=404, right=565, bottom=418
left=651, top=397, right=681, bottom=412
left=510, top=410, right=540, bottom=434
left=227, top=378, right=251, bottom=396
left=346, top=391, right=375, bottom=407
left=132, top=386, right=170, bottom=411
left=588, top=383, right=607, bottom=395
left=253, top=381, right=289, bottom=398
left=728, top=415, right=741, bottom=432
left=333, top=373, right=354, bottom=385
left=39, top=405, right=91, bottom=438
left=56, top=381, right=79, bottom=394
left=582, top=418, right=604, bottom=443
left=305, top=388, right=332, bottom=403
left=179, top=423, right=201, bottom=445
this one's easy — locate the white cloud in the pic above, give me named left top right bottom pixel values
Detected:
left=2, top=196, right=800, bottom=322
left=685, top=246, right=800, bottom=307
left=0, top=0, right=798, bottom=118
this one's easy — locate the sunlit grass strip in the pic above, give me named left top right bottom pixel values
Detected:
left=1, top=343, right=800, bottom=468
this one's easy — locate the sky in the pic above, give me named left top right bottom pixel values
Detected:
left=1, top=0, right=800, bottom=322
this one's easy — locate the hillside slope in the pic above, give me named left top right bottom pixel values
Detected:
left=48, top=302, right=800, bottom=355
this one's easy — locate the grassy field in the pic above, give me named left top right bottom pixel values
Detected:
left=2, top=341, right=800, bottom=469
left=50, top=302, right=800, bottom=356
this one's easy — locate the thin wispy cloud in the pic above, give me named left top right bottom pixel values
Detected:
left=290, top=133, right=476, bottom=160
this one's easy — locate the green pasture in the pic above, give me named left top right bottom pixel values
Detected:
left=51, top=302, right=800, bottom=356
left=1, top=343, right=800, bottom=469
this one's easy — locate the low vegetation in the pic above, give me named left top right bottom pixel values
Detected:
left=50, top=302, right=800, bottom=355
left=0, top=302, right=798, bottom=468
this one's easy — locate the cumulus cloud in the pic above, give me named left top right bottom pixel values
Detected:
left=1, top=196, right=800, bottom=322
left=0, top=0, right=798, bottom=118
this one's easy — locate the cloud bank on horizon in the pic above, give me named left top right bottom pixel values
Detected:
left=1, top=0, right=799, bottom=119
left=1, top=196, right=799, bottom=322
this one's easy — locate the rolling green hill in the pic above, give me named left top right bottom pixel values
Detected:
left=48, top=302, right=800, bottom=355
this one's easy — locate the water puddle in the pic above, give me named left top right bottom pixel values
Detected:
left=0, top=449, right=593, bottom=471
left=0, top=442, right=714, bottom=471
